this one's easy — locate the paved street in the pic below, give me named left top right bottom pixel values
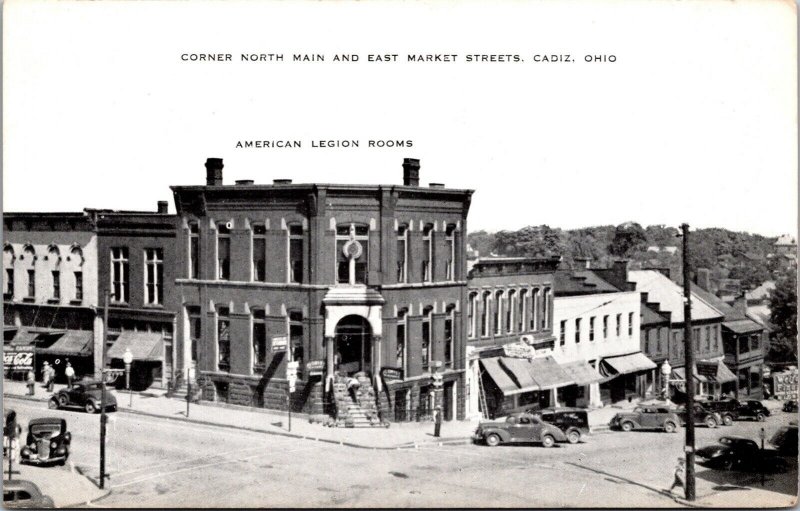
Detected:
left=7, top=398, right=797, bottom=508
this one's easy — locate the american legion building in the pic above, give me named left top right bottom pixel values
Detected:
left=5, top=157, right=714, bottom=424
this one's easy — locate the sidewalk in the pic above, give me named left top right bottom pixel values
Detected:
left=2, top=379, right=479, bottom=449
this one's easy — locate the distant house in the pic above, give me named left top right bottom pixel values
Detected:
left=746, top=281, right=776, bottom=305
left=774, top=234, right=797, bottom=255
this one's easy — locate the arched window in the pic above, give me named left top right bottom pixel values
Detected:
left=396, top=224, right=408, bottom=283
left=467, top=292, right=478, bottom=339
left=396, top=309, right=408, bottom=373
left=48, top=246, right=61, bottom=300
left=519, top=289, right=528, bottom=332
left=252, top=223, right=266, bottom=282
left=70, top=247, right=84, bottom=302
left=289, top=311, right=304, bottom=371
left=422, top=223, right=434, bottom=282
left=287, top=224, right=304, bottom=284
left=444, top=304, right=455, bottom=367
left=494, top=290, right=504, bottom=336
left=542, top=287, right=552, bottom=330
left=422, top=306, right=433, bottom=370
left=216, top=222, right=230, bottom=280
left=336, top=223, right=369, bottom=285
left=3, top=245, right=14, bottom=299
left=530, top=288, right=539, bottom=331
left=252, top=308, right=267, bottom=373
left=188, top=221, right=200, bottom=279
left=507, top=290, right=516, bottom=334
left=217, top=306, right=230, bottom=371
left=445, top=223, right=457, bottom=281
left=22, top=245, right=35, bottom=299
left=481, top=291, right=491, bottom=338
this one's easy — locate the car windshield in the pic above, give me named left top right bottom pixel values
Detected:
left=30, top=424, right=61, bottom=438
left=719, top=437, right=755, bottom=448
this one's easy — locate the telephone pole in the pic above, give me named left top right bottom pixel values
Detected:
left=681, top=223, right=696, bottom=501
left=100, top=290, right=109, bottom=489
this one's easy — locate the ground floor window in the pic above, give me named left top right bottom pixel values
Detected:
left=394, top=389, right=411, bottom=421
left=418, top=385, right=433, bottom=420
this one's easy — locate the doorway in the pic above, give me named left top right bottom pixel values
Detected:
left=334, top=315, right=372, bottom=377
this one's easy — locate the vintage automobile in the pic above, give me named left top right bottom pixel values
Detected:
left=701, top=399, right=738, bottom=426
left=769, top=421, right=798, bottom=456
left=609, top=406, right=681, bottom=433
left=527, top=407, right=590, bottom=444
left=697, top=436, right=789, bottom=473
left=3, top=480, right=55, bottom=509
left=49, top=380, right=117, bottom=413
left=782, top=400, right=798, bottom=413
left=473, top=412, right=568, bottom=447
left=20, top=418, right=71, bottom=466
left=675, top=403, right=722, bottom=428
left=734, top=400, right=771, bottom=422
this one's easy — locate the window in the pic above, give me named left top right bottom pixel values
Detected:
left=602, top=315, right=609, bottom=339
left=616, top=314, right=622, bottom=337
left=713, top=326, right=719, bottom=350
left=750, top=334, right=760, bottom=352
left=74, top=271, right=83, bottom=301
left=704, top=326, right=711, bottom=351
left=4, top=269, right=13, bottom=298
left=252, top=223, right=266, bottom=282
left=541, top=287, right=550, bottom=330
left=336, top=223, right=369, bottom=285
left=468, top=292, right=478, bottom=339
left=144, top=248, right=164, bottom=305
left=738, top=335, right=749, bottom=355
left=51, top=270, right=60, bottom=300
left=422, top=307, right=432, bottom=370
left=217, top=223, right=230, bottom=280
left=530, top=289, right=539, bottom=331
left=738, top=368, right=749, bottom=392
left=445, top=224, right=456, bottom=281
left=750, top=367, right=761, bottom=389
left=519, top=289, right=527, bottom=332
left=110, top=247, right=129, bottom=302
left=693, top=327, right=700, bottom=352
left=27, top=269, right=35, bottom=299
left=252, top=309, right=267, bottom=373
left=396, top=224, right=408, bottom=283
left=657, top=328, right=663, bottom=353
left=627, top=312, right=634, bottom=336
left=187, top=306, right=201, bottom=363
left=188, top=222, right=199, bottom=279
left=506, top=290, right=515, bottom=334
left=217, top=307, right=230, bottom=371
left=589, top=317, right=595, bottom=341
left=289, top=311, right=304, bottom=371
left=422, top=223, right=434, bottom=282
left=494, top=290, right=503, bottom=335
left=288, top=224, right=304, bottom=283
left=559, top=320, right=566, bottom=346
left=575, top=318, right=582, bottom=343
left=481, top=291, right=491, bottom=337
left=396, top=309, right=407, bottom=372
left=444, top=305, right=455, bottom=367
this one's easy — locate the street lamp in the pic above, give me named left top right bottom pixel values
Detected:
left=123, top=348, right=133, bottom=408
left=661, top=360, right=672, bottom=401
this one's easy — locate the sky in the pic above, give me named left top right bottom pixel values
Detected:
left=3, top=0, right=797, bottom=237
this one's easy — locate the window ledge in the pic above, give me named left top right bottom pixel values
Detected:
left=110, top=302, right=130, bottom=308
left=143, top=304, right=165, bottom=309
left=22, top=297, right=35, bottom=303
left=47, top=298, right=61, bottom=305
left=69, top=299, right=83, bottom=306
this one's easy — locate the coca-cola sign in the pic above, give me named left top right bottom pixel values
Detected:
left=3, top=348, right=34, bottom=371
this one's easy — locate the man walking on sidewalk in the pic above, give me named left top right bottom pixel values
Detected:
left=668, top=457, right=686, bottom=495
left=65, top=361, right=75, bottom=389
left=433, top=406, right=442, bottom=438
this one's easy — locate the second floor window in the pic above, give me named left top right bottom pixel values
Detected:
left=188, top=222, right=199, bottom=279
left=52, top=270, right=60, bottom=300
left=468, top=292, right=478, bottom=339
left=217, top=307, right=230, bottom=371
left=445, top=223, right=456, bottom=281
left=589, top=316, right=595, bottom=341
left=494, top=290, right=503, bottom=335
left=541, top=287, right=551, bottom=330
left=144, top=248, right=164, bottom=305
left=628, top=312, right=634, bottom=337
left=530, top=288, right=539, bottom=331
left=444, top=305, right=455, bottom=367
left=657, top=328, right=663, bottom=352
left=422, top=223, right=433, bottom=282
left=27, top=269, right=35, bottom=298
left=74, top=271, right=83, bottom=301
left=602, top=315, right=609, bottom=339
left=704, top=326, right=711, bottom=350
left=616, top=313, right=622, bottom=337
left=421, top=307, right=433, bottom=370
left=559, top=320, right=566, bottom=346
left=252, top=309, right=267, bottom=372
left=288, top=225, right=304, bottom=284
left=336, top=223, right=369, bottom=285
left=217, top=223, right=230, bottom=280
left=396, top=309, right=407, bottom=372
left=5, top=269, right=13, bottom=298
left=111, top=247, right=129, bottom=302
left=187, top=305, right=201, bottom=363
left=397, top=224, right=408, bottom=283
left=575, top=318, right=582, bottom=343
left=506, top=290, right=515, bottom=334
left=481, top=291, right=491, bottom=337
left=518, top=289, right=527, bottom=333
left=252, top=224, right=266, bottom=282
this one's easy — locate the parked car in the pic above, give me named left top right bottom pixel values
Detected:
left=2, top=480, right=55, bottom=508
left=527, top=407, right=590, bottom=444
left=782, top=400, right=798, bottom=413
left=609, top=406, right=681, bottom=433
left=697, top=436, right=789, bottom=473
left=20, top=418, right=70, bottom=466
left=701, top=399, right=738, bottom=426
left=473, top=412, right=568, bottom=447
left=675, top=403, right=722, bottom=428
left=49, top=380, right=117, bottom=413
left=769, top=421, right=798, bottom=456
left=735, top=400, right=770, bottom=422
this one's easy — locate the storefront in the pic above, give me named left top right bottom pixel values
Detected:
left=669, top=359, right=737, bottom=401
left=598, top=352, right=657, bottom=404
left=107, top=331, right=165, bottom=391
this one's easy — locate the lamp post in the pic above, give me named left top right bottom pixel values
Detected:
left=661, top=361, right=672, bottom=401
left=123, top=348, right=133, bottom=408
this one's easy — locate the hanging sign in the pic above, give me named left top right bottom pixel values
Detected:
left=3, top=347, right=34, bottom=371
left=380, top=367, right=404, bottom=382
left=307, top=360, right=324, bottom=376
left=272, top=336, right=288, bottom=352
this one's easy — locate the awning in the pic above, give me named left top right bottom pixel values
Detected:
left=527, top=356, right=574, bottom=389
left=480, top=357, right=519, bottom=395
left=696, top=361, right=737, bottom=384
left=723, top=319, right=763, bottom=335
left=38, top=330, right=93, bottom=357
left=10, top=330, right=40, bottom=347
left=499, top=357, right=540, bottom=393
left=480, top=356, right=574, bottom=396
left=600, top=352, right=657, bottom=378
left=107, top=331, right=164, bottom=361
left=561, top=360, right=604, bottom=385
left=672, top=367, right=708, bottom=384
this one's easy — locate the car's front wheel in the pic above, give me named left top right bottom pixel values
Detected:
left=48, top=398, right=59, bottom=410
left=664, top=421, right=677, bottom=433
left=621, top=421, right=634, bottom=432
left=541, top=435, right=555, bottom=448
left=705, top=416, right=718, bottom=428
left=485, top=434, right=501, bottom=447
left=567, top=430, right=581, bottom=444
left=756, top=413, right=766, bottom=422
left=84, top=400, right=97, bottom=414
left=57, top=395, right=69, bottom=408
left=722, top=415, right=734, bottom=426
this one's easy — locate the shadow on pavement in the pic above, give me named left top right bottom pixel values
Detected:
left=564, top=461, right=675, bottom=500
left=695, top=464, right=797, bottom=497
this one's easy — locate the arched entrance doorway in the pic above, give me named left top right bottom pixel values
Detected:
left=334, top=315, right=372, bottom=377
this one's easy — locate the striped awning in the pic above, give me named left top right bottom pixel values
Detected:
left=480, top=356, right=574, bottom=396
left=561, top=360, right=604, bottom=385
left=107, top=331, right=164, bottom=361
left=600, top=352, right=657, bottom=378
left=480, top=357, right=519, bottom=395
left=38, top=330, right=93, bottom=357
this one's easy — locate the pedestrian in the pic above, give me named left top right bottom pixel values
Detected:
left=433, top=405, right=442, bottom=438
left=346, top=376, right=360, bottom=401
left=65, top=361, right=75, bottom=389
left=25, top=369, right=35, bottom=396
left=668, top=457, right=686, bottom=494
left=46, top=363, right=55, bottom=392
left=41, top=362, right=51, bottom=390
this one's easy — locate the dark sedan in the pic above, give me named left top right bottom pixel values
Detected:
left=697, top=436, right=789, bottom=473
left=3, top=480, right=55, bottom=509
left=20, top=418, right=71, bottom=466
left=49, top=380, right=117, bottom=413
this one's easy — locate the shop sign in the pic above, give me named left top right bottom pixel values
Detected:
left=307, top=360, right=324, bottom=376
left=503, top=342, right=535, bottom=359
left=773, top=369, right=798, bottom=400
left=380, top=367, right=404, bottom=382
left=272, top=336, right=288, bottom=352
left=3, top=347, right=33, bottom=371
left=696, top=363, right=717, bottom=379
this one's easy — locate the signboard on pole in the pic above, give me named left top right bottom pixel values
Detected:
left=772, top=369, right=798, bottom=400
left=307, top=360, right=324, bottom=376
left=380, top=367, right=404, bottom=382
left=3, top=347, right=34, bottom=372
left=272, top=336, right=288, bottom=352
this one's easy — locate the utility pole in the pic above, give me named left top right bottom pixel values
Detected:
left=100, top=290, right=109, bottom=490
left=681, top=223, right=696, bottom=501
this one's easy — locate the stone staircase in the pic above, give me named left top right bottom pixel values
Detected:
left=331, top=373, right=386, bottom=428
left=166, top=373, right=200, bottom=402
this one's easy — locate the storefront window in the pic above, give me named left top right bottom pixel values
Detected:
left=252, top=309, right=267, bottom=373
left=217, top=307, right=230, bottom=371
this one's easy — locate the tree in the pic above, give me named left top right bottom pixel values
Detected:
left=608, top=222, right=647, bottom=257
left=768, top=268, right=798, bottom=363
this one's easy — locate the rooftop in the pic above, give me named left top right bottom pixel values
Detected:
left=628, top=270, right=725, bottom=323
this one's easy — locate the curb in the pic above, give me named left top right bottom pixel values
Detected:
left=4, top=392, right=476, bottom=451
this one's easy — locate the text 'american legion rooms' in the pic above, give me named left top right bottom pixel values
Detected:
left=180, top=53, right=618, bottom=64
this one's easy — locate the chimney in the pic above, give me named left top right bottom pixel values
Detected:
left=733, top=294, right=748, bottom=316
left=695, top=268, right=711, bottom=291
left=574, top=256, right=591, bottom=269
left=429, top=183, right=445, bottom=188
left=205, top=158, right=224, bottom=186
left=402, top=158, right=420, bottom=186
left=273, top=179, right=292, bottom=185
left=156, top=201, right=168, bottom=214
left=235, top=179, right=255, bottom=185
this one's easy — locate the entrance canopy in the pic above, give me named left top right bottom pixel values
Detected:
left=480, top=356, right=573, bottom=396
left=672, top=361, right=737, bottom=384
left=107, top=331, right=163, bottom=361
left=599, top=352, right=656, bottom=378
